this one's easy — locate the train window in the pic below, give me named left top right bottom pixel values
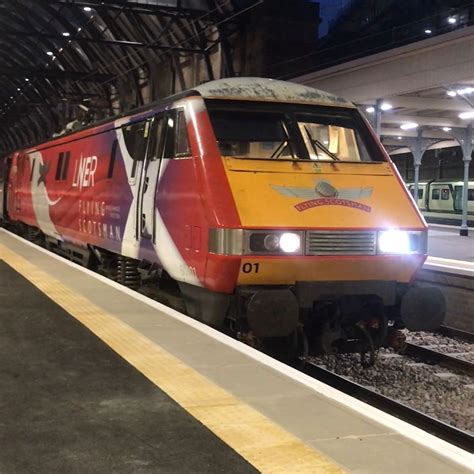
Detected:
left=441, top=188, right=450, bottom=200
left=123, top=120, right=149, bottom=178
left=175, top=110, right=191, bottom=157
left=55, top=151, right=70, bottom=181
left=163, top=109, right=191, bottom=159
left=431, top=188, right=440, bottom=200
left=411, top=188, right=423, bottom=199
left=108, top=139, right=118, bottom=178
left=208, top=109, right=297, bottom=159
left=29, top=159, right=35, bottom=181
left=296, top=114, right=371, bottom=162
left=469, top=189, right=474, bottom=201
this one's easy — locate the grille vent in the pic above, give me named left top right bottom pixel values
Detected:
left=306, top=231, right=377, bottom=256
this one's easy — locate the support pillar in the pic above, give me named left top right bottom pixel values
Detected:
left=460, top=123, right=472, bottom=236
left=374, top=98, right=382, bottom=137
left=412, top=128, right=423, bottom=203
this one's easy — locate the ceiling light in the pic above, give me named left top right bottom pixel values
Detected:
left=10, top=96, right=13, bottom=99
left=397, top=136, right=402, bottom=140
left=424, top=29, right=432, bottom=34
left=365, top=106, right=375, bottom=113
left=459, top=111, right=474, bottom=119
left=17, top=88, right=20, bottom=91
left=447, top=90, right=457, bottom=97
left=62, top=32, right=70, bottom=37
left=448, top=17, right=456, bottom=24
left=381, top=102, right=392, bottom=111
left=442, top=127, right=452, bottom=132
left=400, top=122, right=419, bottom=130
left=25, top=78, right=29, bottom=82
left=47, top=51, right=54, bottom=56
left=457, top=87, right=474, bottom=95
left=84, top=6, right=92, bottom=11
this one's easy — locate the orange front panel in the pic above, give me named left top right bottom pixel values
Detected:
left=237, top=255, right=425, bottom=285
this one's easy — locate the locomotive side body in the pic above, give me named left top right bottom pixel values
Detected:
left=3, top=78, right=445, bottom=357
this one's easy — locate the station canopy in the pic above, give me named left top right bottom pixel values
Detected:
left=0, top=0, right=255, bottom=154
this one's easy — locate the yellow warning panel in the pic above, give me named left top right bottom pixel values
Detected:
left=0, top=244, right=344, bottom=474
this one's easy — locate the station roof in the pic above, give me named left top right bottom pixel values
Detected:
left=0, top=0, right=254, bottom=155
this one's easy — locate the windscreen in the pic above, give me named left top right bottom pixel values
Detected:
left=207, top=103, right=382, bottom=162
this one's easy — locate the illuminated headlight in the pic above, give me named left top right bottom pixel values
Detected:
left=377, top=230, right=427, bottom=255
left=250, top=231, right=302, bottom=254
left=279, top=232, right=301, bottom=253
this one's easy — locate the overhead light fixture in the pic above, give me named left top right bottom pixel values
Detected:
left=47, top=51, right=54, bottom=56
left=83, top=6, right=92, bottom=11
left=62, top=32, right=70, bottom=37
left=446, top=90, right=457, bottom=97
left=17, top=88, right=20, bottom=91
left=365, top=106, right=375, bottom=113
left=457, top=87, right=474, bottom=95
left=381, top=102, right=393, bottom=111
left=10, top=96, right=13, bottom=99
left=25, top=78, right=29, bottom=82
left=459, top=111, right=474, bottom=119
left=397, top=136, right=402, bottom=140
left=442, top=127, right=452, bottom=132
left=448, top=17, right=456, bottom=24
left=400, top=122, right=419, bottom=130
left=424, top=29, right=432, bottom=34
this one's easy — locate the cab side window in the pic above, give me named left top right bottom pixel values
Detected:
left=163, top=109, right=191, bottom=159
left=441, top=188, right=450, bottom=200
left=431, top=188, right=440, bottom=200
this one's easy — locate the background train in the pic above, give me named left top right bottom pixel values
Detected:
left=407, top=180, right=474, bottom=226
left=0, top=77, right=445, bottom=361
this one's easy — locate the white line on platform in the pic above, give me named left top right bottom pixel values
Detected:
left=1, top=228, right=472, bottom=469
left=425, top=256, right=474, bottom=277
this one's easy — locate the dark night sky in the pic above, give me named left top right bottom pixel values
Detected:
left=309, top=0, right=352, bottom=36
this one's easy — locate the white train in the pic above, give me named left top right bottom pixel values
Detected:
left=406, top=180, right=474, bottom=225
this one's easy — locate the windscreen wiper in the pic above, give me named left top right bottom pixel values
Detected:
left=304, top=126, right=340, bottom=161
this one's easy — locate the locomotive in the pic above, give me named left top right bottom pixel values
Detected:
left=0, top=77, right=445, bottom=360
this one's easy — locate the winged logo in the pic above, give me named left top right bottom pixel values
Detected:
left=271, top=180, right=373, bottom=213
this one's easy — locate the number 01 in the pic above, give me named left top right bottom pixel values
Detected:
left=242, top=263, right=259, bottom=274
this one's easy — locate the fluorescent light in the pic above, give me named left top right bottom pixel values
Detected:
left=459, top=111, right=474, bottom=119
left=84, top=6, right=92, bottom=11
left=448, top=17, right=456, bottom=24
left=47, top=51, right=54, bottom=56
left=365, top=106, right=375, bottom=113
left=442, top=127, right=452, bottom=132
left=457, top=87, right=474, bottom=95
left=447, top=90, right=457, bottom=97
left=381, top=102, right=392, bottom=111
left=424, top=29, right=432, bottom=34
left=62, top=32, right=70, bottom=37
left=400, top=122, right=418, bottom=130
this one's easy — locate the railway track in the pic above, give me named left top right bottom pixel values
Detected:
left=401, top=342, right=474, bottom=377
left=437, top=326, right=474, bottom=344
left=300, top=360, right=473, bottom=452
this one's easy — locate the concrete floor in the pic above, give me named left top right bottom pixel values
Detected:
left=428, top=226, right=474, bottom=262
left=0, top=261, right=256, bottom=473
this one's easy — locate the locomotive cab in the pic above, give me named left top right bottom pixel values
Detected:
left=188, top=78, right=445, bottom=357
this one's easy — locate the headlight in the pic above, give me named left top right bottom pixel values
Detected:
left=279, top=232, right=301, bottom=253
left=377, top=230, right=426, bottom=255
left=249, top=231, right=302, bottom=254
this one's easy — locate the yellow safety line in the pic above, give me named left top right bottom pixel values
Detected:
left=0, top=243, right=344, bottom=473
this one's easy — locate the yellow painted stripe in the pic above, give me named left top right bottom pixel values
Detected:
left=0, top=244, right=344, bottom=473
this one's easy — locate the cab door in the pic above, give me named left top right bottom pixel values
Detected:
left=139, top=114, right=166, bottom=241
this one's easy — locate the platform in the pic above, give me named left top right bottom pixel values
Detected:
left=0, top=228, right=471, bottom=473
left=428, top=226, right=474, bottom=262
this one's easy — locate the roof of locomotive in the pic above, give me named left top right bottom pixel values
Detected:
left=192, top=77, right=354, bottom=108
